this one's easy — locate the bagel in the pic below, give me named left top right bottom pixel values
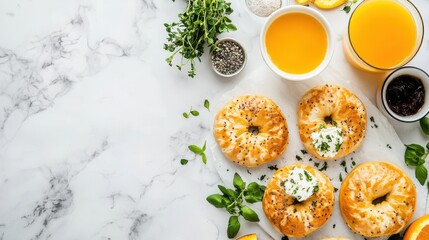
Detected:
left=213, top=95, right=288, bottom=167
left=263, top=163, right=334, bottom=237
left=340, top=161, right=416, bottom=237
left=298, top=84, right=366, bottom=160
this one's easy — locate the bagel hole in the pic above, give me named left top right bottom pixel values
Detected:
left=324, top=115, right=333, bottom=125
left=372, top=194, right=388, bottom=205
left=248, top=126, right=259, bottom=135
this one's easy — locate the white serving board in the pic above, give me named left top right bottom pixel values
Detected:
left=209, top=66, right=428, bottom=240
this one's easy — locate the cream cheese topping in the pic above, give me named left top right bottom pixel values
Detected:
left=311, top=125, right=343, bottom=158
left=282, top=167, right=319, bottom=202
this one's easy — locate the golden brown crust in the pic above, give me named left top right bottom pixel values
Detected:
left=213, top=95, right=289, bottom=167
left=263, top=163, right=335, bottom=237
left=339, top=162, right=416, bottom=237
left=297, top=84, right=366, bottom=160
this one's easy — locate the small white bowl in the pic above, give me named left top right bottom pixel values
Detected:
left=211, top=38, right=247, bottom=77
left=260, top=6, right=334, bottom=81
left=376, top=66, right=429, bottom=123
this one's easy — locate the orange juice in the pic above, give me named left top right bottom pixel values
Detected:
left=265, top=13, right=327, bottom=74
left=348, top=0, right=417, bottom=69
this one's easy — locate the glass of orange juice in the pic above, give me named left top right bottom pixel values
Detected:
left=343, top=0, right=424, bottom=72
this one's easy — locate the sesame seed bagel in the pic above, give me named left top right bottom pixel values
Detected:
left=213, top=95, right=289, bottom=167
left=263, top=163, right=335, bottom=237
left=340, top=162, right=416, bottom=237
left=297, top=84, right=366, bottom=160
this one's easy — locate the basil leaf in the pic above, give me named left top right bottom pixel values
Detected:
left=243, top=194, right=260, bottom=204
left=233, top=173, right=245, bottom=190
left=218, top=185, right=238, bottom=200
left=207, top=194, right=225, bottom=208
left=246, top=182, right=259, bottom=192
left=180, top=159, right=188, bottom=165
left=420, top=117, right=429, bottom=135
left=416, top=165, right=428, bottom=185
left=240, top=205, right=259, bottom=222
left=188, top=145, right=203, bottom=154
left=204, top=99, right=210, bottom=111
left=227, top=216, right=240, bottom=238
left=244, top=182, right=264, bottom=203
left=405, top=148, right=423, bottom=166
left=405, top=144, right=425, bottom=157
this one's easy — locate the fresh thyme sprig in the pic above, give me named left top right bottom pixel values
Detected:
left=164, top=0, right=236, bottom=77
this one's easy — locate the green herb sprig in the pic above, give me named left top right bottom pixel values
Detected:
left=188, top=141, right=207, bottom=164
left=404, top=143, right=429, bottom=185
left=164, top=0, right=236, bottom=77
left=206, top=173, right=266, bottom=238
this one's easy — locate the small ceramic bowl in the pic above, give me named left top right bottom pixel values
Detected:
left=260, top=6, right=334, bottom=81
left=376, top=66, right=429, bottom=122
left=211, top=38, right=247, bottom=77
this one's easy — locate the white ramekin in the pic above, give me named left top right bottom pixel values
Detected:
left=376, top=66, right=429, bottom=123
left=260, top=6, right=334, bottom=81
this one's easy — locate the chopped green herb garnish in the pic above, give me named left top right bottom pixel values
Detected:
left=304, top=170, right=313, bottom=182
left=313, top=185, right=319, bottom=193
left=180, top=159, right=189, bottom=165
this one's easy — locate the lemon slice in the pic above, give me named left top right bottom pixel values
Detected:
left=312, top=0, right=347, bottom=9
left=296, top=0, right=310, bottom=5
left=295, top=0, right=346, bottom=9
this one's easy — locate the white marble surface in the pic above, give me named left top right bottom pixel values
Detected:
left=0, top=0, right=428, bottom=240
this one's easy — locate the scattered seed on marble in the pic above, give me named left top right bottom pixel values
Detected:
left=211, top=40, right=245, bottom=76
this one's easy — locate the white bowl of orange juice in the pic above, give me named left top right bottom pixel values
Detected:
left=260, top=6, right=334, bottom=81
